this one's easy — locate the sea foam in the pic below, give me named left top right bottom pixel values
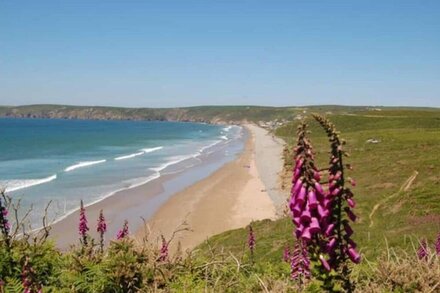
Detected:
left=142, top=146, right=163, bottom=153
left=114, top=151, right=145, bottom=161
left=64, top=160, right=106, bottom=172
left=1, top=174, right=57, bottom=193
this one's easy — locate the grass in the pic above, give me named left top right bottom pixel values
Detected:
left=196, top=109, right=440, bottom=262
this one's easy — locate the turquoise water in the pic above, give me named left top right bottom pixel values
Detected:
left=0, top=118, right=243, bottom=226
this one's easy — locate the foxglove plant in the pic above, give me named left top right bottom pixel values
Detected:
left=78, top=200, right=89, bottom=245
left=289, top=117, right=360, bottom=289
left=290, top=240, right=311, bottom=281
left=22, top=257, right=42, bottom=293
left=97, top=209, right=107, bottom=252
left=158, top=235, right=169, bottom=262
left=289, top=121, right=327, bottom=278
left=116, top=220, right=129, bottom=240
left=313, top=114, right=361, bottom=267
left=248, top=225, right=255, bottom=254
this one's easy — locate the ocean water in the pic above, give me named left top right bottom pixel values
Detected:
left=0, top=118, right=243, bottom=227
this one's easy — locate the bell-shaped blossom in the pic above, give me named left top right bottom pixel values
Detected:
left=345, top=207, right=357, bottom=222
left=319, top=254, right=331, bottom=271
left=347, top=197, right=356, bottom=208
left=348, top=247, right=361, bottom=263
left=309, top=217, right=321, bottom=234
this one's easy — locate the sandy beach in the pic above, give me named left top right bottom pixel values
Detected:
left=137, top=124, right=285, bottom=251
left=49, top=124, right=285, bottom=250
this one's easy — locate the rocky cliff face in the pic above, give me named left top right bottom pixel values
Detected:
left=0, top=105, right=232, bottom=124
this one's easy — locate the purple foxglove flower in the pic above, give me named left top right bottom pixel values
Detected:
left=308, top=189, right=318, bottom=209
left=292, top=204, right=302, bottom=217
left=346, top=237, right=357, bottom=248
left=319, top=255, right=331, bottom=271
left=314, top=182, right=324, bottom=195
left=301, top=227, right=312, bottom=242
left=313, top=170, right=321, bottom=181
left=331, top=187, right=341, bottom=197
left=292, top=217, right=300, bottom=226
left=417, top=239, right=428, bottom=260
left=293, top=179, right=303, bottom=195
left=345, top=207, right=357, bottom=222
left=97, top=210, right=106, bottom=234
left=116, top=220, right=129, bottom=240
left=325, top=223, right=335, bottom=237
left=158, top=235, right=169, bottom=262
left=348, top=247, right=361, bottom=263
left=326, top=238, right=337, bottom=252
left=317, top=204, right=329, bottom=220
left=349, top=178, right=356, bottom=187
left=297, top=186, right=306, bottom=205
left=293, top=168, right=301, bottom=181
left=309, top=217, right=321, bottom=234
left=334, top=171, right=342, bottom=181
left=290, top=241, right=310, bottom=280
left=344, top=221, right=353, bottom=237
left=347, top=197, right=356, bottom=208
left=78, top=200, right=89, bottom=241
left=323, top=198, right=332, bottom=209
left=300, top=209, right=311, bottom=223
left=248, top=225, right=256, bottom=252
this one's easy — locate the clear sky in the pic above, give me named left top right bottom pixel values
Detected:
left=1, top=1, right=439, bottom=108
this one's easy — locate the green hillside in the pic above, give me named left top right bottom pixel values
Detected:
left=199, top=109, right=440, bottom=261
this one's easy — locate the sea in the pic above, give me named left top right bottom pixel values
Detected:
left=0, top=118, right=244, bottom=228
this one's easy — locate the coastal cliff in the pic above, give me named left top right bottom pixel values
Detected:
left=0, top=104, right=299, bottom=124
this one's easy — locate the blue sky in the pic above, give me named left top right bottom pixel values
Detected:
left=1, top=1, right=439, bottom=107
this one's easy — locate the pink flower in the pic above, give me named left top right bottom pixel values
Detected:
left=308, top=189, right=318, bottom=209
left=78, top=200, right=89, bottom=243
left=248, top=225, right=256, bottom=253
left=348, top=247, right=361, bottom=263
left=319, top=255, right=331, bottom=271
left=347, top=198, right=356, bottom=208
left=158, top=235, right=169, bottom=262
left=116, top=220, right=129, bottom=240
left=290, top=241, right=310, bottom=280
left=97, top=209, right=107, bottom=234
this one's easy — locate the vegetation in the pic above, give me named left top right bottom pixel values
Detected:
left=1, top=108, right=440, bottom=292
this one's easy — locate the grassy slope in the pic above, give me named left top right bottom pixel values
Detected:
left=196, top=108, right=440, bottom=265
left=1, top=104, right=439, bottom=123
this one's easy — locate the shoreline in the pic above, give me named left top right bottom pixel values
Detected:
left=48, top=125, right=245, bottom=249
left=136, top=124, right=285, bottom=251
left=48, top=124, right=285, bottom=250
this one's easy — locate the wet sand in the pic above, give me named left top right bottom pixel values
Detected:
left=137, top=125, right=284, bottom=251
left=49, top=124, right=285, bottom=251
